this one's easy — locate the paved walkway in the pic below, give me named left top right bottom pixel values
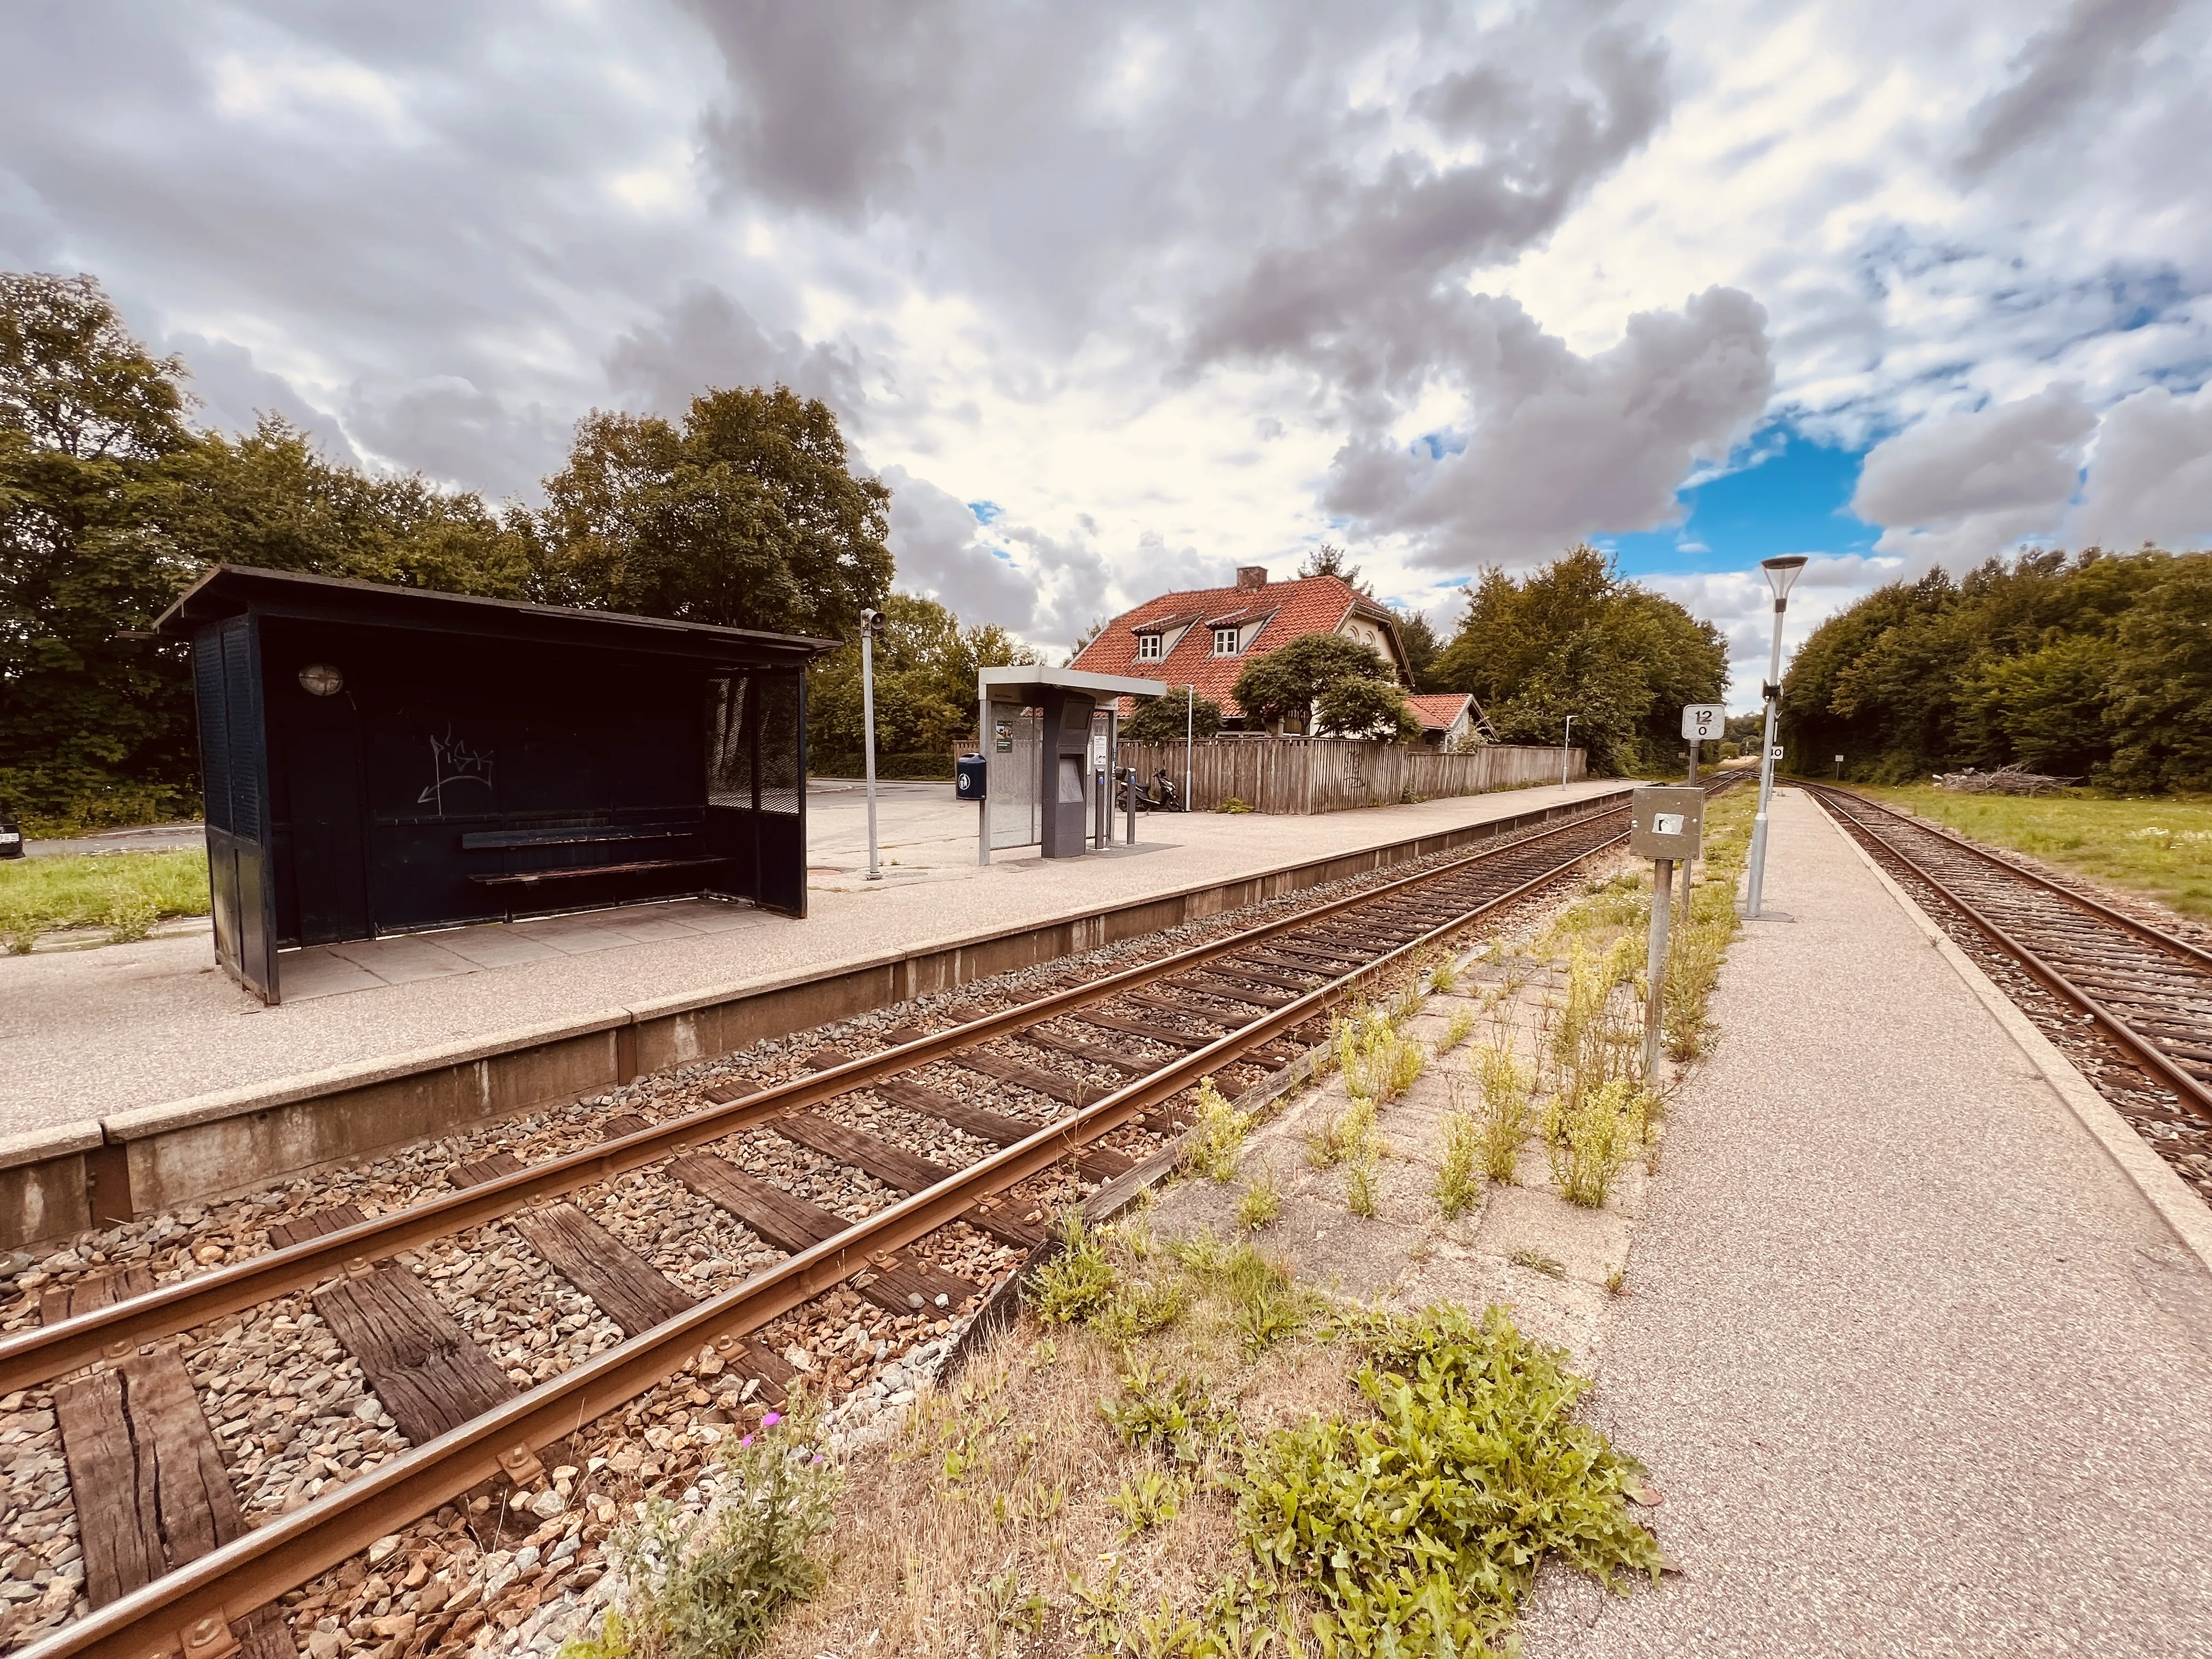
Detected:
left=1521, top=787, right=2212, bottom=1657
left=0, top=779, right=1621, bottom=1137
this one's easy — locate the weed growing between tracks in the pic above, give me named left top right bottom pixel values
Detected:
left=568, top=1413, right=841, bottom=1659
left=1427, top=782, right=1754, bottom=1210
left=659, top=1222, right=1663, bottom=1659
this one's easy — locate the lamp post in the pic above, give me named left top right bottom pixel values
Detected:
left=1744, top=556, right=1808, bottom=917
left=860, top=607, right=882, bottom=882
left=1560, top=714, right=1576, bottom=790
left=1185, top=685, right=1194, bottom=810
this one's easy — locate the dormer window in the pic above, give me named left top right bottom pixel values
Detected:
left=1136, top=633, right=1163, bottom=661
left=1212, top=627, right=1242, bottom=656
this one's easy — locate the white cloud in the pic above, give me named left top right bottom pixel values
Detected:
left=1849, top=385, right=2096, bottom=568
left=2, top=0, right=2210, bottom=663
left=2071, top=382, right=2212, bottom=550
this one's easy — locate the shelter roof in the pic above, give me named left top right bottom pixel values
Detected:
left=155, top=565, right=841, bottom=668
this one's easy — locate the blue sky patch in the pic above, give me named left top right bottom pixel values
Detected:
left=1605, top=427, right=1877, bottom=578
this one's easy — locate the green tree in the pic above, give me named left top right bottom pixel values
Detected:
left=1777, top=548, right=2200, bottom=785
left=1316, top=674, right=1421, bottom=742
left=1230, top=632, right=1395, bottom=734
left=1122, top=686, right=1223, bottom=744
left=806, top=592, right=1032, bottom=769
left=1393, top=606, right=1443, bottom=691
left=537, top=387, right=891, bottom=641
left=164, top=416, right=538, bottom=596
left=1431, top=546, right=1726, bottom=775
left=1296, top=542, right=1370, bottom=592
left=3, top=270, right=583, bottom=831
left=2104, top=557, right=2212, bottom=790
left=1, top=272, right=203, bottom=830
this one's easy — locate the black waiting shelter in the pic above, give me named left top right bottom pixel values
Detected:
left=156, top=565, right=837, bottom=1005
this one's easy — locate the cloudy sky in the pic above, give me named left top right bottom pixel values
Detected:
left=6, top=0, right=2210, bottom=704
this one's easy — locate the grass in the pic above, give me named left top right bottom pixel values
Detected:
left=741, top=1232, right=1658, bottom=1659
left=1856, top=784, right=2212, bottom=920
left=0, top=848, right=210, bottom=951
left=1235, top=1166, right=1283, bottom=1233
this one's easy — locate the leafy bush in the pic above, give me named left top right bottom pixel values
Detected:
left=1030, top=1214, right=1120, bottom=1324
left=1236, top=1305, right=1661, bottom=1659
left=1218, top=796, right=1255, bottom=814
left=1093, top=1276, right=1192, bottom=1345
left=1124, top=687, right=1224, bottom=744
left=1182, top=1079, right=1254, bottom=1182
left=1435, top=1105, right=1481, bottom=1221
left=1547, top=1077, right=1647, bottom=1208
left=1345, top=1145, right=1381, bottom=1218
left=1108, top=1468, right=1189, bottom=1539
left=1336, top=1008, right=1423, bottom=1105
left=569, top=1416, right=840, bottom=1659
left=1470, top=1044, right=1535, bottom=1186
left=1101, top=1363, right=1237, bottom=1467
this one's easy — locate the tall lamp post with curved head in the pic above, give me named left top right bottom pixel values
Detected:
left=1744, top=555, right=1808, bottom=917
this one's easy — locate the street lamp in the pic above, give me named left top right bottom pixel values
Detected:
left=860, top=608, right=883, bottom=882
left=1744, top=556, right=1807, bottom=917
left=1560, top=714, right=1576, bottom=790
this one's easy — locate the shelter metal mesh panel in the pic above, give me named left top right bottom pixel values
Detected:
left=707, top=676, right=752, bottom=807
left=704, top=672, right=804, bottom=814
left=757, top=672, right=802, bottom=815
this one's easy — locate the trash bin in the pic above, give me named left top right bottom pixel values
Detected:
left=955, top=754, right=989, bottom=801
left=0, top=814, right=21, bottom=860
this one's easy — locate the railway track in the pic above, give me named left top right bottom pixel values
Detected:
left=1807, top=784, right=2212, bottom=1189
left=3, top=786, right=1713, bottom=1659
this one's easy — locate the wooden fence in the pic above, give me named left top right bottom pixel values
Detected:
left=1115, top=737, right=1586, bottom=815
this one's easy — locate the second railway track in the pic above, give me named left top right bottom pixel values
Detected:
left=1807, top=782, right=2212, bottom=1201
left=3, top=784, right=1717, bottom=1659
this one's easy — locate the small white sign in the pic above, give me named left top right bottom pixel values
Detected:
left=1770, top=744, right=1786, bottom=760
left=1654, top=812, right=1685, bottom=836
left=1681, top=703, right=1725, bottom=740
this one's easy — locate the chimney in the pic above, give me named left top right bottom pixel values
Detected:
left=1237, top=566, right=1267, bottom=591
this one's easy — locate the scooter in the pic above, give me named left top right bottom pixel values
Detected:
left=1115, top=770, right=1186, bottom=812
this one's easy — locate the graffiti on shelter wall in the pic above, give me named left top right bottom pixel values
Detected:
left=417, top=727, right=495, bottom=811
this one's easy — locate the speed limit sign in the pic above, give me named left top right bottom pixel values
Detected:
left=1681, top=703, right=1724, bottom=741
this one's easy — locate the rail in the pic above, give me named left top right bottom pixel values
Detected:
left=1805, top=782, right=2212, bottom=1125
left=14, top=786, right=1718, bottom=1659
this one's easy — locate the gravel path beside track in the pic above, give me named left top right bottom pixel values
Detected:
left=1520, top=787, right=2212, bottom=1657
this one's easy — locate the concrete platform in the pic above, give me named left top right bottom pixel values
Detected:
left=1521, top=787, right=2212, bottom=1657
left=0, top=778, right=1622, bottom=1143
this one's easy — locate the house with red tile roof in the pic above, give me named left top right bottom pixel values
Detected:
left=1406, top=692, right=1477, bottom=747
left=1070, top=566, right=1414, bottom=729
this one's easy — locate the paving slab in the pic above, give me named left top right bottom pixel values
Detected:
left=0, top=778, right=1624, bottom=1137
left=1519, top=786, right=2212, bottom=1658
